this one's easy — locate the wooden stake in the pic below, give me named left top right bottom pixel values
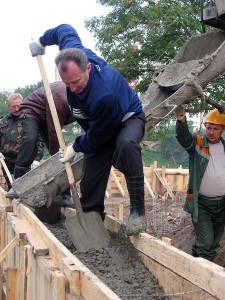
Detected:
left=6, top=267, right=18, bottom=300
left=111, top=169, right=125, bottom=197
left=144, top=177, right=155, bottom=199
left=114, top=204, right=124, bottom=221
left=0, top=236, right=19, bottom=264
left=25, top=245, right=32, bottom=300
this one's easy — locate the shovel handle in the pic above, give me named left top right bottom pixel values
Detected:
left=0, top=157, right=13, bottom=185
left=35, top=54, right=83, bottom=214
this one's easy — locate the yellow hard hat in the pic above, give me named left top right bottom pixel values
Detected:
left=205, top=109, right=225, bottom=125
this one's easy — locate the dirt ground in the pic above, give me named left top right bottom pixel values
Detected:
left=104, top=193, right=225, bottom=267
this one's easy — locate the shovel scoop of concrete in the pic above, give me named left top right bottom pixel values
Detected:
left=155, top=59, right=202, bottom=92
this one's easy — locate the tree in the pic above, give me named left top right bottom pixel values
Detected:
left=86, top=0, right=203, bottom=92
left=0, top=81, right=43, bottom=118
left=14, top=81, right=43, bottom=99
left=0, top=92, right=8, bottom=117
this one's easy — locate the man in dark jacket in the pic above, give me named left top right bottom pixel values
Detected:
left=29, top=24, right=147, bottom=236
left=174, top=106, right=225, bottom=261
left=0, top=93, right=43, bottom=190
left=6, top=81, right=75, bottom=203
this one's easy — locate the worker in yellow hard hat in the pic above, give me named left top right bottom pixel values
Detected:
left=174, top=106, right=225, bottom=261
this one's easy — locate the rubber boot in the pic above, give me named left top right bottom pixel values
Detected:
left=61, top=188, right=75, bottom=208
left=125, top=175, right=147, bottom=236
left=5, top=165, right=27, bottom=199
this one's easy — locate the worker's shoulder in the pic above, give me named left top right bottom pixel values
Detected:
left=0, top=114, right=10, bottom=123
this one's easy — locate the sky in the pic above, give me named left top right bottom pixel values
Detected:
left=0, top=0, right=109, bottom=91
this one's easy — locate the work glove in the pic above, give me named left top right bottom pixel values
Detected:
left=0, top=152, right=5, bottom=159
left=29, top=39, right=45, bottom=57
left=59, top=144, right=76, bottom=164
left=31, top=160, right=41, bottom=169
left=173, top=105, right=186, bottom=121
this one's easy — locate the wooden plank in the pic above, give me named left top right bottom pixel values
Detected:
left=144, top=176, right=155, bottom=199
left=150, top=162, right=157, bottom=192
left=110, top=169, right=125, bottom=197
left=12, top=219, right=49, bottom=256
left=0, top=187, right=10, bottom=207
left=114, top=204, right=124, bottom=221
left=18, top=238, right=26, bottom=300
left=52, top=270, right=66, bottom=300
left=61, top=257, right=81, bottom=296
left=24, top=246, right=32, bottom=300
left=0, top=236, right=19, bottom=264
left=139, top=253, right=216, bottom=300
left=130, top=233, right=225, bottom=299
left=161, top=237, right=172, bottom=245
left=11, top=203, right=120, bottom=300
left=0, top=211, right=5, bottom=251
left=6, top=267, right=18, bottom=300
left=154, top=169, right=174, bottom=199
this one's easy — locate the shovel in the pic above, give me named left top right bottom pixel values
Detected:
left=34, top=54, right=110, bottom=252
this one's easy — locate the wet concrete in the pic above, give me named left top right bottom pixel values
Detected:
left=46, top=218, right=168, bottom=300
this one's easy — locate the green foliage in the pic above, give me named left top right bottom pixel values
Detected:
left=143, top=121, right=198, bottom=168
left=159, top=133, right=189, bottom=168
left=0, top=92, right=8, bottom=116
left=0, top=81, right=43, bottom=118
left=142, top=146, right=178, bottom=168
left=14, top=81, right=43, bottom=99
left=86, top=0, right=202, bottom=92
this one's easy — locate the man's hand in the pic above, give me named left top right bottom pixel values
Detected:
left=29, top=40, right=45, bottom=57
left=59, top=145, right=76, bottom=164
left=0, top=152, right=5, bottom=159
left=173, top=105, right=186, bottom=121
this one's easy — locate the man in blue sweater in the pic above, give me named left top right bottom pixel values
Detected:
left=30, top=24, right=147, bottom=236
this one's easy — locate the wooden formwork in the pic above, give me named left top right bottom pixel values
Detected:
left=0, top=163, right=188, bottom=200
left=0, top=187, right=225, bottom=299
left=107, top=162, right=189, bottom=199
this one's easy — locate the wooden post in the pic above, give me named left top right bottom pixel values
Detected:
left=6, top=267, right=18, bottom=300
left=111, top=169, right=125, bottom=197
left=150, top=161, right=157, bottom=193
left=52, top=270, right=66, bottom=300
left=106, top=171, right=112, bottom=198
left=18, top=239, right=26, bottom=300
left=144, top=177, right=155, bottom=199
left=161, top=165, right=166, bottom=194
left=61, top=257, right=81, bottom=296
left=114, top=204, right=124, bottom=221
left=25, top=245, right=32, bottom=300
left=0, top=236, right=19, bottom=264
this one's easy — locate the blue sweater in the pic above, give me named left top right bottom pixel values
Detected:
left=40, top=24, right=143, bottom=153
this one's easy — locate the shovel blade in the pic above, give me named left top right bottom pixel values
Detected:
left=65, top=211, right=110, bottom=252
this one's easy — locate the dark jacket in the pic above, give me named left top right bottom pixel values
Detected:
left=0, top=113, right=43, bottom=165
left=40, top=24, right=144, bottom=154
left=176, top=119, right=225, bottom=222
left=20, top=81, right=74, bottom=154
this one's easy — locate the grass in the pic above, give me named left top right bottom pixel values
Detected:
left=142, top=146, right=177, bottom=168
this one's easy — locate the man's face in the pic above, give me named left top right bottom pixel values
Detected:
left=59, top=61, right=91, bottom=93
left=205, top=122, right=225, bottom=144
left=8, top=98, right=22, bottom=116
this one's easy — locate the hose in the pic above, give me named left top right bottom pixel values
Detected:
left=200, top=0, right=206, bottom=33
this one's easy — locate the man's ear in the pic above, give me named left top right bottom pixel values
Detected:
left=87, top=63, right=91, bottom=73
